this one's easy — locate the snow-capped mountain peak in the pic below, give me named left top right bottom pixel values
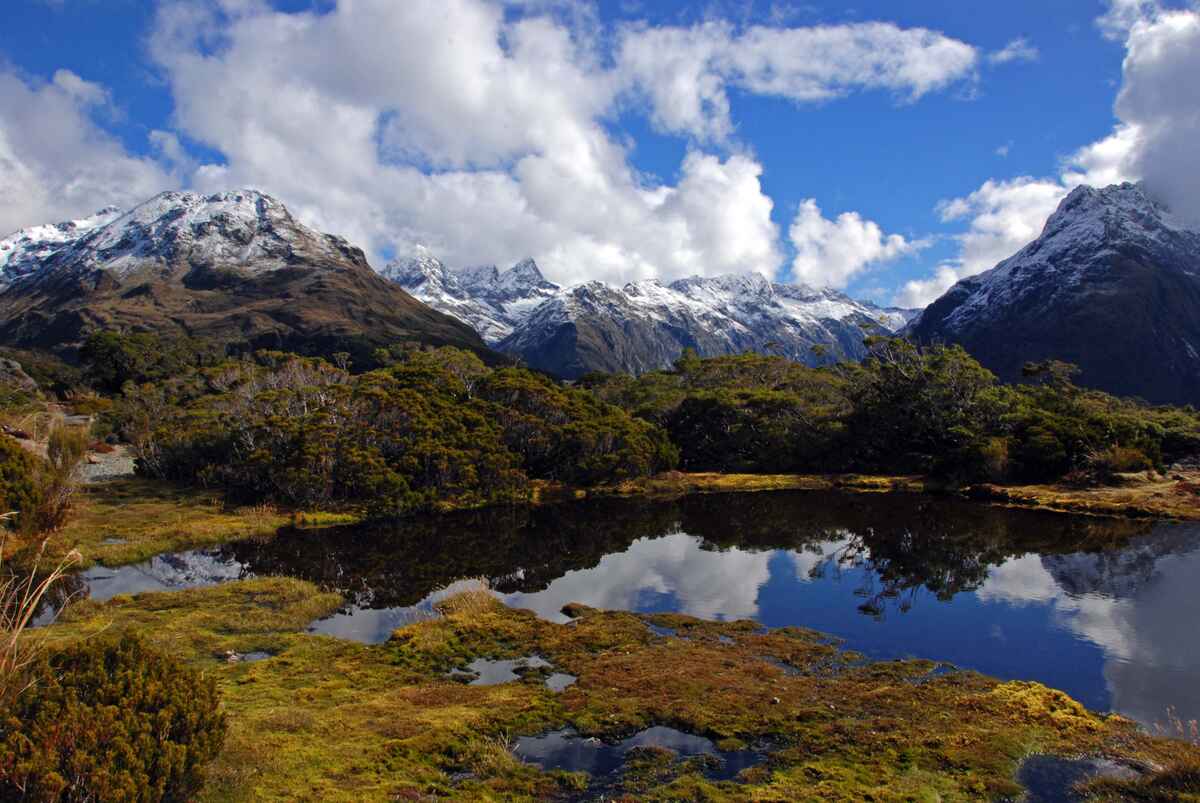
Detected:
left=0, top=205, right=124, bottom=285
left=1, top=189, right=361, bottom=289
left=910, top=181, right=1200, bottom=337
left=906, top=181, right=1200, bottom=404
left=381, top=251, right=561, bottom=342
left=386, top=247, right=912, bottom=377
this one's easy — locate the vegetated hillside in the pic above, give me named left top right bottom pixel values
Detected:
left=0, top=190, right=489, bottom=364
left=907, top=182, right=1200, bottom=405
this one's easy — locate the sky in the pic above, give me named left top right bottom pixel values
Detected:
left=1, top=0, right=1198, bottom=307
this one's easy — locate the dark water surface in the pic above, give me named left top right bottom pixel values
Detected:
left=64, top=490, right=1200, bottom=729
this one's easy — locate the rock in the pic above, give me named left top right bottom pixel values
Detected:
left=0, top=358, right=38, bottom=394
left=907, top=182, right=1200, bottom=405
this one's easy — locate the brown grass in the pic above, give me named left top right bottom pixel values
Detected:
left=0, top=535, right=81, bottom=704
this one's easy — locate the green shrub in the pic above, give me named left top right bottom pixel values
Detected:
left=0, top=634, right=226, bottom=802
left=0, top=437, right=40, bottom=523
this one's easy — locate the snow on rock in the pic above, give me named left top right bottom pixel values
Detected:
left=382, top=251, right=561, bottom=342
left=386, top=246, right=912, bottom=375
left=909, top=182, right=1200, bottom=335
left=0, top=206, right=123, bottom=286
left=0, top=190, right=361, bottom=289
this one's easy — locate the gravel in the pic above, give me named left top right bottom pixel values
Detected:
left=80, top=446, right=136, bottom=483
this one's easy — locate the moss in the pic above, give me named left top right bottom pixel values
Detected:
left=564, top=471, right=929, bottom=500
left=43, top=579, right=1200, bottom=802
left=967, top=467, right=1200, bottom=521
left=13, top=479, right=360, bottom=570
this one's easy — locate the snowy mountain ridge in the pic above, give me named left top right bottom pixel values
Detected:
left=0, top=189, right=487, bottom=358
left=910, top=182, right=1200, bottom=336
left=380, top=249, right=561, bottom=342
left=906, top=182, right=1200, bottom=404
left=387, top=248, right=916, bottom=377
left=0, top=190, right=363, bottom=290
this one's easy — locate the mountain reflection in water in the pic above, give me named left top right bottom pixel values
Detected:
left=71, top=491, right=1200, bottom=729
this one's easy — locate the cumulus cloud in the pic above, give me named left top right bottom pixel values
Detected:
left=898, top=0, right=1200, bottom=308
left=617, top=20, right=979, bottom=141
left=131, top=0, right=980, bottom=288
left=789, top=199, right=922, bottom=288
left=502, top=532, right=773, bottom=622
left=1111, top=4, right=1200, bottom=222
left=988, top=37, right=1040, bottom=65
left=0, top=68, right=176, bottom=236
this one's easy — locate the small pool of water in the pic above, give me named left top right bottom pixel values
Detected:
left=1016, top=755, right=1140, bottom=802
left=449, top=656, right=552, bottom=686
left=54, top=491, right=1200, bottom=730
left=513, top=726, right=764, bottom=782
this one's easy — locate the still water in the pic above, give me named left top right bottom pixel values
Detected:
left=65, top=491, right=1200, bottom=730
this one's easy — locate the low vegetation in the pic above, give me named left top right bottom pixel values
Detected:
left=585, top=340, right=1200, bottom=486
left=109, top=346, right=675, bottom=516
left=38, top=578, right=1200, bottom=801
left=0, top=633, right=226, bottom=802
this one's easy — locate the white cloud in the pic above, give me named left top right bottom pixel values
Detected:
left=789, top=199, right=922, bottom=288
left=137, top=0, right=977, bottom=288
left=898, top=0, right=1200, bottom=308
left=502, top=531, right=773, bottom=622
left=976, top=530, right=1200, bottom=729
left=987, top=37, right=1039, bottom=65
left=0, top=68, right=176, bottom=237
left=1110, top=4, right=1200, bottom=223
left=617, top=20, right=979, bottom=141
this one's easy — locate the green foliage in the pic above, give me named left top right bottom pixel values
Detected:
left=0, top=350, right=80, bottom=397
left=117, top=347, right=674, bottom=516
left=80, top=331, right=224, bottom=394
left=588, top=339, right=1200, bottom=485
left=0, top=437, right=40, bottom=523
left=476, top=368, right=677, bottom=485
left=0, top=426, right=85, bottom=535
left=0, top=634, right=226, bottom=802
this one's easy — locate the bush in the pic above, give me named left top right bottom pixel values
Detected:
left=0, top=634, right=226, bottom=802
left=122, top=348, right=672, bottom=516
left=0, top=438, right=40, bottom=523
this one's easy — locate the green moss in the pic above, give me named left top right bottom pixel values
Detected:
left=20, top=479, right=360, bottom=570
left=43, top=579, right=1200, bottom=802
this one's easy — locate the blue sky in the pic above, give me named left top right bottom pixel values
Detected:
left=1, top=0, right=1195, bottom=306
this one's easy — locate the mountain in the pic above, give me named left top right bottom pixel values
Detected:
left=380, top=249, right=560, bottom=342
left=0, top=191, right=487, bottom=361
left=389, top=254, right=914, bottom=378
left=906, top=182, right=1200, bottom=404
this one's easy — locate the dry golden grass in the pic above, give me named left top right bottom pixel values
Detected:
left=0, top=536, right=81, bottom=704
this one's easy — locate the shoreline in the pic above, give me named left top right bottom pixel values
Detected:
left=23, top=467, right=1196, bottom=572
left=545, top=469, right=1200, bottom=522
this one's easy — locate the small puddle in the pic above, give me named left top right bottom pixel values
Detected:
left=546, top=672, right=577, bottom=692
left=448, top=656, right=551, bottom=686
left=220, top=650, right=273, bottom=664
left=514, top=726, right=765, bottom=782
left=78, top=549, right=250, bottom=602
left=646, top=623, right=677, bottom=638
left=1017, top=755, right=1140, bottom=802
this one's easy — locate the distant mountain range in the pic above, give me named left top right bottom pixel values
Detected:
left=907, top=182, right=1200, bottom=405
left=0, top=190, right=486, bottom=361
left=387, top=251, right=915, bottom=378
left=3, top=181, right=1197, bottom=403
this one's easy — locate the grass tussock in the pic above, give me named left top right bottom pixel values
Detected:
left=0, top=537, right=80, bottom=705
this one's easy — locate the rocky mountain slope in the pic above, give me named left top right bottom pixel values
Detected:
left=388, top=252, right=914, bottom=378
left=0, top=191, right=487, bottom=360
left=380, top=249, right=560, bottom=342
left=907, top=182, right=1200, bottom=404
